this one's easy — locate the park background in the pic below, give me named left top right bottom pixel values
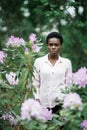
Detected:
left=0, top=0, right=87, bottom=130
left=0, top=0, right=87, bottom=71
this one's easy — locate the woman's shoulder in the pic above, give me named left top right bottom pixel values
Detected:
left=34, top=55, right=47, bottom=63
left=59, top=56, right=71, bottom=63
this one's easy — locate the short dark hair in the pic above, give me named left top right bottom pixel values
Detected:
left=46, top=32, right=63, bottom=45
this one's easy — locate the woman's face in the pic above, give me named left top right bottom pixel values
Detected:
left=47, top=38, right=61, bottom=56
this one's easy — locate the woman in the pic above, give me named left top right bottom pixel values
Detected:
left=32, top=32, right=72, bottom=113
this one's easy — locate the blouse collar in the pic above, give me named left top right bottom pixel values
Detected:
left=44, top=54, right=63, bottom=63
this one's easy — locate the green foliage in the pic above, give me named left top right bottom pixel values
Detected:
left=0, top=0, right=87, bottom=70
left=59, top=104, right=87, bottom=130
left=0, top=1, right=87, bottom=129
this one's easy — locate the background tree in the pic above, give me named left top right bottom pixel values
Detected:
left=0, top=0, right=87, bottom=70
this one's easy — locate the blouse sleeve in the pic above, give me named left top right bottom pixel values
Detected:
left=32, top=59, right=40, bottom=99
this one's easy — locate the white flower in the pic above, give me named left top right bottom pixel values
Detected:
left=0, top=51, right=7, bottom=63
left=62, top=92, right=82, bottom=110
left=6, top=72, right=19, bottom=85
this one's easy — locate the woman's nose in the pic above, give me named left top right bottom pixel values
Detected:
left=52, top=45, right=55, bottom=48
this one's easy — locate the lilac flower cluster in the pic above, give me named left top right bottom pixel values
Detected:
left=65, top=67, right=87, bottom=88
left=25, top=47, right=30, bottom=55
left=0, top=51, right=7, bottom=63
left=73, top=67, right=87, bottom=88
left=21, top=98, right=52, bottom=121
left=6, top=36, right=25, bottom=47
left=6, top=72, right=19, bottom=85
left=29, top=33, right=37, bottom=42
left=32, top=43, right=41, bottom=52
left=1, top=112, right=18, bottom=126
left=81, top=120, right=87, bottom=130
left=29, top=33, right=41, bottom=52
left=62, top=92, right=82, bottom=110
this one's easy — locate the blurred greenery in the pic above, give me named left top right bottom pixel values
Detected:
left=0, top=0, right=87, bottom=69
left=0, top=1, right=87, bottom=128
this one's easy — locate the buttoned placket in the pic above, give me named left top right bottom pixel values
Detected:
left=45, top=56, right=62, bottom=108
left=48, top=62, right=56, bottom=108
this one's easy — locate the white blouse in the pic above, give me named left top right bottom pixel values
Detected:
left=32, top=54, right=72, bottom=108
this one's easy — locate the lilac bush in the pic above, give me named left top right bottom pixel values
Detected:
left=0, top=33, right=87, bottom=130
left=60, top=67, right=87, bottom=130
left=0, top=33, right=44, bottom=129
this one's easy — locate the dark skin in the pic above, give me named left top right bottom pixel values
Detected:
left=47, top=38, right=62, bottom=65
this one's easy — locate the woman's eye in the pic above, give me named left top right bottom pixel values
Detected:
left=48, top=44, right=59, bottom=47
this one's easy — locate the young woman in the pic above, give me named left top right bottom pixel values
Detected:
left=32, top=32, right=72, bottom=113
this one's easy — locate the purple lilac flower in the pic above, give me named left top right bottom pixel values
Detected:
left=32, top=43, right=41, bottom=52
left=41, top=108, right=52, bottom=121
left=29, top=33, right=37, bottom=43
left=6, top=72, right=19, bottom=85
left=81, top=120, right=87, bottom=130
left=21, top=98, right=52, bottom=121
left=62, top=92, right=82, bottom=110
left=73, top=67, right=87, bottom=88
left=0, top=51, right=7, bottom=63
left=65, top=71, right=73, bottom=86
left=25, top=47, right=30, bottom=55
left=1, top=112, right=18, bottom=126
left=6, top=36, right=25, bottom=47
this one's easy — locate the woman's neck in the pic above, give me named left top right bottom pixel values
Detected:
left=48, top=54, right=59, bottom=65
left=48, top=54, right=58, bottom=60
